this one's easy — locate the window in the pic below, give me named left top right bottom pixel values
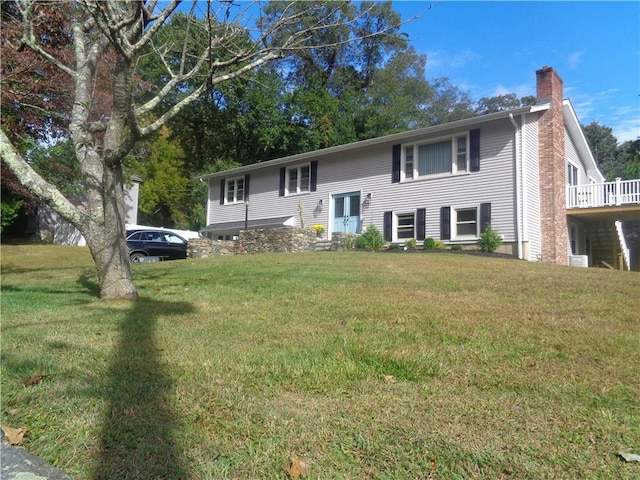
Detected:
left=396, top=213, right=415, bottom=239
left=455, top=208, right=478, bottom=238
left=403, top=134, right=469, bottom=180
left=225, top=177, right=244, bottom=204
left=286, top=164, right=310, bottom=195
left=567, top=163, right=578, bottom=186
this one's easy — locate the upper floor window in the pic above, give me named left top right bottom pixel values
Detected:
left=567, top=163, right=578, bottom=186
left=287, top=164, right=310, bottom=195
left=225, top=177, right=244, bottom=204
left=402, top=134, right=469, bottom=180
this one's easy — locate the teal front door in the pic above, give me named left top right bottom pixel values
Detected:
left=333, top=192, right=361, bottom=234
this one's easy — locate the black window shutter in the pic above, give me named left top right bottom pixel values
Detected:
left=392, top=144, right=401, bottom=183
left=310, top=161, right=318, bottom=192
left=383, top=211, right=393, bottom=241
left=470, top=129, right=480, bottom=172
left=416, top=208, right=426, bottom=240
left=480, top=202, right=491, bottom=233
left=279, top=167, right=286, bottom=196
left=219, top=179, right=226, bottom=205
left=244, top=174, right=250, bottom=200
left=440, top=206, right=451, bottom=240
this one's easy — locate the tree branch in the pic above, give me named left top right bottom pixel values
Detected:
left=0, top=130, right=85, bottom=228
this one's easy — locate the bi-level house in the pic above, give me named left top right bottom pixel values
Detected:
left=199, top=67, right=640, bottom=269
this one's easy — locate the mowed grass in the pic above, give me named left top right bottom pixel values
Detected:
left=1, top=244, right=639, bottom=479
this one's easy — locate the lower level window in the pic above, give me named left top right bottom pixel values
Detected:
left=397, top=213, right=415, bottom=239
left=454, top=207, right=478, bottom=238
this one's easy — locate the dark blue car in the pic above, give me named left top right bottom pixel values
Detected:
left=126, top=229, right=188, bottom=262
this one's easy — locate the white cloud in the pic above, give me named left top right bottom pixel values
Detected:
left=424, top=49, right=482, bottom=75
left=567, top=51, right=585, bottom=70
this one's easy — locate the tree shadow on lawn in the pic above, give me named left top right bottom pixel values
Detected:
left=87, top=287, right=195, bottom=479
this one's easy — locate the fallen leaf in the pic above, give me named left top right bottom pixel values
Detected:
left=2, top=424, right=26, bottom=445
left=285, top=456, right=308, bottom=479
left=22, top=374, right=44, bottom=386
left=382, top=374, right=395, bottom=384
left=619, top=451, right=640, bottom=462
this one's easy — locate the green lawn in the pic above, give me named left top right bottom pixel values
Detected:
left=1, top=244, right=639, bottom=479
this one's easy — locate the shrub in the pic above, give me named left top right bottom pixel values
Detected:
left=434, top=240, right=446, bottom=250
left=355, top=235, right=368, bottom=249
left=311, top=224, right=325, bottom=235
left=478, top=225, right=502, bottom=252
left=450, top=244, right=463, bottom=251
left=388, top=243, right=400, bottom=250
left=404, top=238, right=417, bottom=249
left=360, top=224, right=385, bottom=251
left=423, top=237, right=436, bottom=250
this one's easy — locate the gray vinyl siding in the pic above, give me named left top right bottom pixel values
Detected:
left=207, top=117, right=523, bottom=243
left=565, top=129, right=589, bottom=184
left=523, top=114, right=542, bottom=261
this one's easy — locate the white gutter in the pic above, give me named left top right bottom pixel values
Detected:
left=509, top=114, right=523, bottom=260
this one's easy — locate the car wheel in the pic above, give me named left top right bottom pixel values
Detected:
left=130, top=252, right=146, bottom=263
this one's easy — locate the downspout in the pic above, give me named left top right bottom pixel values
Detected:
left=520, top=113, right=528, bottom=258
left=509, top=114, right=523, bottom=260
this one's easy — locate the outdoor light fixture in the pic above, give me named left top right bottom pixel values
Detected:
left=317, top=198, right=324, bottom=210
left=363, top=192, right=372, bottom=207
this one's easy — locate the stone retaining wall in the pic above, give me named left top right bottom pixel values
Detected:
left=187, top=238, right=236, bottom=258
left=188, top=227, right=320, bottom=258
left=237, top=227, right=317, bottom=254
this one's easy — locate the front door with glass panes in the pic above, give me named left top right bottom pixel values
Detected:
left=332, top=192, right=361, bottom=234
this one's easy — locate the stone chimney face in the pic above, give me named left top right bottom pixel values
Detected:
left=536, top=66, right=568, bottom=265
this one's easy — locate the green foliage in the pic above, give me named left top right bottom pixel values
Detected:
left=450, top=244, right=463, bottom=251
left=423, top=237, right=436, bottom=250
left=434, top=240, right=446, bottom=250
left=475, top=93, right=537, bottom=115
left=0, top=194, right=22, bottom=232
left=360, top=224, right=384, bottom=251
left=478, top=225, right=502, bottom=253
left=355, top=234, right=368, bottom=249
left=127, top=127, right=203, bottom=229
left=404, top=238, right=417, bottom=249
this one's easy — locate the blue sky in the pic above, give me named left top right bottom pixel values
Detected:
left=393, top=1, right=640, bottom=142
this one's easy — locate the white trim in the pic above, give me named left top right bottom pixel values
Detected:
left=224, top=176, right=245, bottom=204
left=451, top=205, right=480, bottom=241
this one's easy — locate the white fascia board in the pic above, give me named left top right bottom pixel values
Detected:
left=195, top=106, right=535, bottom=181
left=563, top=100, right=605, bottom=182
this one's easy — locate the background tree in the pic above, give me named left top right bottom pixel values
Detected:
left=582, top=121, right=619, bottom=179
left=1, top=0, right=402, bottom=299
left=474, top=93, right=536, bottom=115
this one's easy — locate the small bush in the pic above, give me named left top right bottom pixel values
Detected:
left=355, top=235, right=368, bottom=249
left=388, top=243, right=400, bottom=250
left=450, top=244, right=463, bottom=251
left=423, top=237, right=436, bottom=250
left=404, top=238, right=417, bottom=249
left=434, top=240, right=446, bottom=250
left=360, top=224, right=385, bottom=251
left=478, top=225, right=502, bottom=252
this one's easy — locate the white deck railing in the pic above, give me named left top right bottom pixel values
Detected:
left=567, top=178, right=640, bottom=209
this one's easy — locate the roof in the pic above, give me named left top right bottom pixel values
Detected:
left=201, top=216, right=295, bottom=234
left=196, top=105, right=540, bottom=181
left=196, top=99, right=601, bottom=183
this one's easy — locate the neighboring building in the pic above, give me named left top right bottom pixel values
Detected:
left=199, top=67, right=640, bottom=269
left=37, top=176, right=143, bottom=246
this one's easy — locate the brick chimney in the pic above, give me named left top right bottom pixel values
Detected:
left=536, top=66, right=568, bottom=265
